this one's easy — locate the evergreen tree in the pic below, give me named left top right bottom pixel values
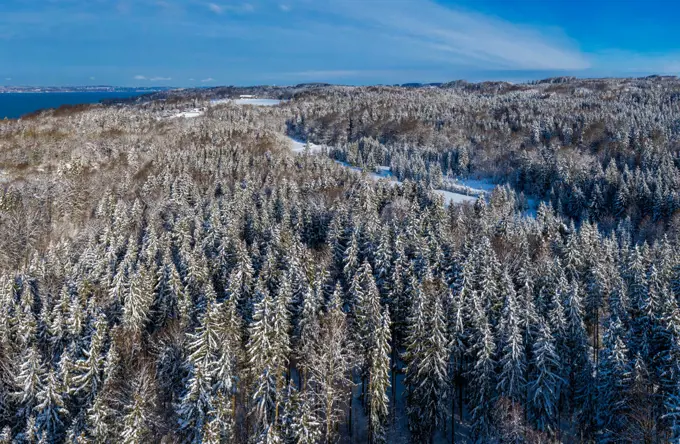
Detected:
left=34, top=371, right=67, bottom=443
left=528, top=320, right=563, bottom=438
left=368, top=309, right=391, bottom=444
left=404, top=281, right=448, bottom=442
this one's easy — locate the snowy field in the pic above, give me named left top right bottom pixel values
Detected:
left=210, top=98, right=283, bottom=106
left=170, top=98, right=283, bottom=118
left=170, top=109, right=203, bottom=118
left=434, top=189, right=478, bottom=204
left=289, top=138, right=324, bottom=154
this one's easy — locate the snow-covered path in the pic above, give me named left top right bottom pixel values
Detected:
left=210, top=98, right=283, bottom=106
left=287, top=137, right=479, bottom=205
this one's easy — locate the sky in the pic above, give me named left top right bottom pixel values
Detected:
left=1, top=0, right=679, bottom=87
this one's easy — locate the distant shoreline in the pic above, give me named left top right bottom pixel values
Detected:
left=0, top=91, right=152, bottom=120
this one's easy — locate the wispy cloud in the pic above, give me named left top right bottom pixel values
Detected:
left=206, top=2, right=253, bottom=15
left=201, top=77, right=214, bottom=82
left=207, top=3, right=223, bottom=14
left=90, top=76, right=95, bottom=80
left=135, top=75, right=172, bottom=81
left=308, top=0, right=589, bottom=72
left=279, top=4, right=291, bottom=12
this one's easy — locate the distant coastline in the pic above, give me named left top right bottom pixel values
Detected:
left=0, top=91, right=156, bottom=119
left=0, top=85, right=172, bottom=94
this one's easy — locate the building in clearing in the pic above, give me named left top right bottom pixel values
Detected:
left=239, top=94, right=256, bottom=99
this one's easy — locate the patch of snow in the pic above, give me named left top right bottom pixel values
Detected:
left=434, top=189, right=478, bottom=205
left=289, top=138, right=324, bottom=154
left=211, top=98, right=283, bottom=106
left=171, top=109, right=204, bottom=118
left=373, top=165, right=394, bottom=179
left=454, top=177, right=497, bottom=192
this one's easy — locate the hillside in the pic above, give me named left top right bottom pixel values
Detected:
left=0, top=80, right=680, bottom=442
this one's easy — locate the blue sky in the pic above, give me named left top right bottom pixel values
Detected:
left=1, top=0, right=679, bottom=86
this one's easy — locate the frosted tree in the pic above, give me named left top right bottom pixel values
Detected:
left=306, top=285, right=353, bottom=443
left=34, top=370, right=67, bottom=443
left=70, top=314, right=107, bottom=402
left=13, top=346, right=45, bottom=419
left=85, top=394, right=114, bottom=443
left=497, top=276, right=527, bottom=409
left=368, top=308, right=391, bottom=444
left=468, top=312, right=497, bottom=441
left=121, top=372, right=155, bottom=444
left=247, top=285, right=290, bottom=436
left=176, top=361, right=214, bottom=443
left=404, top=281, right=448, bottom=442
left=122, top=268, right=154, bottom=334
left=528, top=320, right=563, bottom=438
left=280, top=382, right=322, bottom=444
left=121, top=392, right=150, bottom=444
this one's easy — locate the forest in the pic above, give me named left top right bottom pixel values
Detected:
left=0, top=76, right=680, bottom=443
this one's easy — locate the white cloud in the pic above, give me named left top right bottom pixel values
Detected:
left=311, top=0, right=589, bottom=72
left=207, top=3, right=223, bottom=14
left=150, top=76, right=172, bottom=81
left=90, top=76, right=95, bottom=80
left=201, top=77, right=215, bottom=82
left=279, top=4, right=291, bottom=12
left=189, top=78, right=195, bottom=81
left=5, top=78, right=11, bottom=81
left=207, top=2, right=254, bottom=15
left=134, top=75, right=147, bottom=80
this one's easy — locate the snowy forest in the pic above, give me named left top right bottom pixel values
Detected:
left=1, top=76, right=680, bottom=443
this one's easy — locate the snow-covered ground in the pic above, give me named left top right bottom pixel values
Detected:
left=434, top=189, right=478, bottom=205
left=211, top=98, right=283, bottom=106
left=169, top=98, right=283, bottom=118
left=289, top=138, right=324, bottom=154
left=455, top=177, right=497, bottom=192
left=170, top=109, right=204, bottom=118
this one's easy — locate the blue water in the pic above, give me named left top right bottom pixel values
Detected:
left=0, top=91, right=149, bottom=119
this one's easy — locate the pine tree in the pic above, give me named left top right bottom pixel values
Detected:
left=34, top=370, right=67, bottom=443
left=13, top=346, right=45, bottom=419
left=404, top=281, right=448, bottom=442
left=497, top=278, right=527, bottom=406
left=121, top=392, right=150, bottom=444
left=528, top=320, right=563, bottom=438
left=85, top=395, right=114, bottom=443
left=122, top=268, right=153, bottom=333
left=280, top=382, right=322, bottom=444
left=306, top=286, right=353, bottom=443
left=247, top=285, right=290, bottom=436
left=176, top=360, right=214, bottom=443
left=70, top=315, right=107, bottom=402
left=468, top=312, right=496, bottom=441
left=368, top=309, right=391, bottom=444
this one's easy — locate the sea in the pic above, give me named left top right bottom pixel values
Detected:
left=0, top=91, right=149, bottom=120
